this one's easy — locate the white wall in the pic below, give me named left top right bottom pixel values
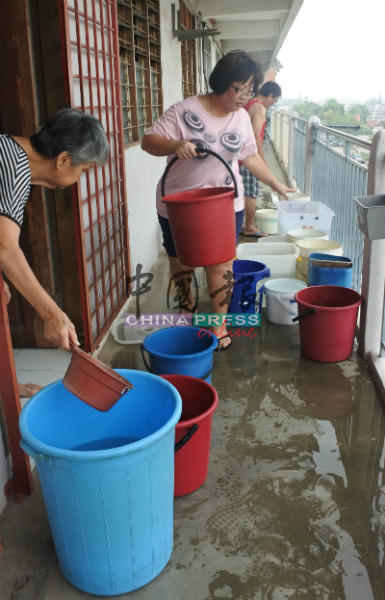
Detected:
left=124, top=0, right=183, bottom=278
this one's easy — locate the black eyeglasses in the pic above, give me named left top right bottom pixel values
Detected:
left=230, top=84, right=255, bottom=99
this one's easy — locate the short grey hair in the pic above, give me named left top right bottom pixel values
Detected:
left=30, top=108, right=109, bottom=166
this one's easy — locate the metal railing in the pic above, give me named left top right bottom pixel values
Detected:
left=312, top=125, right=370, bottom=292
left=269, top=111, right=385, bottom=398
left=292, top=115, right=307, bottom=192
left=269, top=110, right=370, bottom=293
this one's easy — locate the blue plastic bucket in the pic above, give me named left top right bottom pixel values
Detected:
left=19, top=370, right=182, bottom=596
left=141, top=326, right=219, bottom=383
left=229, top=260, right=270, bottom=315
left=308, top=253, right=353, bottom=288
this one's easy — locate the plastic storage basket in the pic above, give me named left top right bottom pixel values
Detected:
left=236, top=243, right=299, bottom=279
left=354, top=195, right=385, bottom=240
left=277, top=201, right=335, bottom=236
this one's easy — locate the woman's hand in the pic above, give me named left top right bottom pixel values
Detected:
left=174, top=141, right=197, bottom=160
left=43, top=306, right=79, bottom=351
left=270, top=182, right=296, bottom=200
left=3, top=280, right=11, bottom=304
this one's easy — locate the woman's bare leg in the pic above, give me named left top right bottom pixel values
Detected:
left=204, top=259, right=234, bottom=349
left=168, top=255, right=197, bottom=313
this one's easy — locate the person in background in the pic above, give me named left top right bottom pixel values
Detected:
left=0, top=109, right=109, bottom=395
left=239, top=81, right=282, bottom=237
left=141, top=52, right=293, bottom=349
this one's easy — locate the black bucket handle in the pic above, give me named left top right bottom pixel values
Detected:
left=174, top=424, right=199, bottom=453
left=161, top=147, right=238, bottom=199
left=141, top=344, right=220, bottom=381
left=292, top=308, right=317, bottom=323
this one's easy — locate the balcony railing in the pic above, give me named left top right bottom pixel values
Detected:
left=269, top=108, right=385, bottom=400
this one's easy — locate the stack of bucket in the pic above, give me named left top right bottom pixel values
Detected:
left=19, top=325, right=221, bottom=596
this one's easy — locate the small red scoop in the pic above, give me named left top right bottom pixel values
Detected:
left=63, top=342, right=134, bottom=411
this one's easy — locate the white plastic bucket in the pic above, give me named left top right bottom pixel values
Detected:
left=255, top=209, right=278, bottom=234
left=264, top=279, right=307, bottom=325
left=295, top=239, right=343, bottom=283
left=286, top=229, right=329, bottom=243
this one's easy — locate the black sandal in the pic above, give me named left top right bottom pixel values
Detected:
left=215, top=332, right=232, bottom=351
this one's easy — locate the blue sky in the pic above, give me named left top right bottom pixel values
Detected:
left=277, top=0, right=385, bottom=102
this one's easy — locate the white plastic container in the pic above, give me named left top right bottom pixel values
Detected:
left=258, top=235, right=288, bottom=244
left=287, top=192, right=310, bottom=202
left=277, top=201, right=335, bottom=236
left=112, top=318, right=163, bottom=345
left=295, top=239, right=343, bottom=283
left=255, top=208, right=278, bottom=235
left=236, top=243, right=299, bottom=280
left=286, top=228, right=329, bottom=243
left=264, top=279, right=307, bottom=326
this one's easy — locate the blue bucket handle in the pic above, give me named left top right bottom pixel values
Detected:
left=141, top=343, right=220, bottom=381
left=174, top=424, right=199, bottom=453
left=161, top=148, right=238, bottom=198
left=20, top=439, right=52, bottom=466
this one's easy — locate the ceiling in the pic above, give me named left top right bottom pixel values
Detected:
left=199, top=0, right=304, bottom=72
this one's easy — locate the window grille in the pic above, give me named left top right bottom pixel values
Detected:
left=179, top=1, right=196, bottom=99
left=60, top=0, right=130, bottom=351
left=117, top=0, right=162, bottom=143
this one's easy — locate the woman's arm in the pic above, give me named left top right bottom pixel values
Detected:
left=141, top=134, right=198, bottom=160
left=242, top=153, right=294, bottom=200
left=0, top=217, right=78, bottom=350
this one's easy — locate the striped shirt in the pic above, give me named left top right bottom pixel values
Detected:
left=0, top=134, right=31, bottom=227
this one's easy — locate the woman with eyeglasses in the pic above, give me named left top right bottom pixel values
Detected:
left=141, top=50, right=293, bottom=349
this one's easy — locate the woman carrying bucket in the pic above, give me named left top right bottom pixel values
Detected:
left=142, top=51, right=293, bottom=349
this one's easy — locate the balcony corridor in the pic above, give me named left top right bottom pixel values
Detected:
left=1, top=143, right=385, bottom=600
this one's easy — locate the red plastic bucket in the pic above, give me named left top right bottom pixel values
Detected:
left=294, top=285, right=361, bottom=362
left=161, top=375, right=218, bottom=497
left=161, top=149, right=237, bottom=267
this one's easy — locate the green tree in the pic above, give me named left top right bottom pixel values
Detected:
left=292, top=101, right=322, bottom=120
left=319, top=99, right=345, bottom=120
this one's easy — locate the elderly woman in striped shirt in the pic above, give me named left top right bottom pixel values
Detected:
left=0, top=109, right=108, bottom=395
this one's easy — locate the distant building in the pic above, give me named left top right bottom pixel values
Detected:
left=366, top=104, right=385, bottom=121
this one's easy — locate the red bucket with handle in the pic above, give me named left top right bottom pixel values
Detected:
left=161, top=148, right=237, bottom=267
left=161, top=375, right=218, bottom=497
left=293, top=285, right=362, bottom=362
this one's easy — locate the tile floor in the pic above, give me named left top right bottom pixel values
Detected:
left=14, top=349, right=72, bottom=408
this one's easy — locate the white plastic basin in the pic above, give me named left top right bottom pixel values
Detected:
left=236, top=243, right=299, bottom=280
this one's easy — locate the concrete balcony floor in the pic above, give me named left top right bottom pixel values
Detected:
left=1, top=141, right=385, bottom=600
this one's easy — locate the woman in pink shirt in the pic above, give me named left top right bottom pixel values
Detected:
left=142, top=51, right=292, bottom=349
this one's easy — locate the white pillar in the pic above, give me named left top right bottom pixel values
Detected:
left=358, top=130, right=385, bottom=358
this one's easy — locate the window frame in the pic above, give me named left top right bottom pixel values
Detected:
left=118, top=0, right=163, bottom=146
left=179, top=1, right=197, bottom=99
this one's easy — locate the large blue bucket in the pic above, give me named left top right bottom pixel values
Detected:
left=229, top=259, right=270, bottom=315
left=19, top=370, right=182, bottom=596
left=141, top=326, right=219, bottom=383
left=308, top=253, right=353, bottom=288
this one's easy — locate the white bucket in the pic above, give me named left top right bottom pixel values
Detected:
left=295, top=239, right=343, bottom=283
left=286, top=192, right=310, bottom=202
left=255, top=208, right=278, bottom=235
left=264, top=279, right=307, bottom=326
left=286, top=229, right=329, bottom=243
